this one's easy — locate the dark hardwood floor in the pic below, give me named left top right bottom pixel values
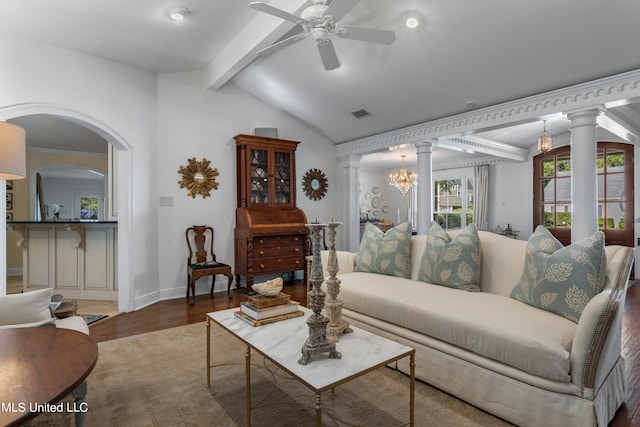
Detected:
left=89, top=280, right=640, bottom=426
left=88, top=281, right=308, bottom=342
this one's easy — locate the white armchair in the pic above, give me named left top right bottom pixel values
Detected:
left=0, top=287, right=89, bottom=334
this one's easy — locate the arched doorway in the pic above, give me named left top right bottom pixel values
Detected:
left=1, top=104, right=133, bottom=312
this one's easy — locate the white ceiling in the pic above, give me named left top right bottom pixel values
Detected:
left=3, top=0, right=640, bottom=169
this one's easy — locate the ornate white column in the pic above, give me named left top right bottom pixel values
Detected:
left=566, top=107, right=603, bottom=242
left=338, top=154, right=362, bottom=251
left=415, top=142, right=434, bottom=234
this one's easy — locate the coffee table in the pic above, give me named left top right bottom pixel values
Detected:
left=207, top=307, right=415, bottom=426
left=0, top=327, right=98, bottom=427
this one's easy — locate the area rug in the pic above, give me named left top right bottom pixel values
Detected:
left=82, top=314, right=108, bottom=326
left=26, top=322, right=512, bottom=426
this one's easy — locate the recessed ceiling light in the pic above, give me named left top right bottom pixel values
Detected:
left=166, top=7, right=189, bottom=21
left=405, top=16, right=419, bottom=29
left=403, top=12, right=422, bottom=29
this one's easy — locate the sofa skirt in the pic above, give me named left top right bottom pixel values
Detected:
left=343, top=310, right=627, bottom=427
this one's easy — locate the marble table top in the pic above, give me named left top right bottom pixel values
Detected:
left=207, top=307, right=414, bottom=392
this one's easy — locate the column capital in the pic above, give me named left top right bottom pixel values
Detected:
left=337, top=154, right=362, bottom=168
left=415, top=141, right=435, bottom=154
left=564, top=105, right=606, bottom=122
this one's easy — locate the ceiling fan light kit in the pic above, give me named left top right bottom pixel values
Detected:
left=250, top=0, right=396, bottom=71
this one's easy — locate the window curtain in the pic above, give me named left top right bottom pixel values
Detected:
left=474, top=165, right=489, bottom=230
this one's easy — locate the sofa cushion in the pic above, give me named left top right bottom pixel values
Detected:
left=510, top=226, right=607, bottom=323
left=355, top=222, right=412, bottom=279
left=338, top=272, right=576, bottom=382
left=0, top=288, right=56, bottom=329
left=418, top=222, right=481, bottom=291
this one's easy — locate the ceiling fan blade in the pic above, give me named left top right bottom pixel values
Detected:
left=256, top=32, right=308, bottom=56
left=249, top=2, right=304, bottom=25
left=317, top=39, right=340, bottom=70
left=337, top=26, right=396, bottom=44
left=324, top=0, right=360, bottom=22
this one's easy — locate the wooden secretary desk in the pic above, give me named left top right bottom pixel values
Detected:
left=234, top=134, right=309, bottom=292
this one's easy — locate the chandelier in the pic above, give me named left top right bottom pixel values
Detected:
left=389, top=155, right=417, bottom=195
left=537, top=120, right=553, bottom=153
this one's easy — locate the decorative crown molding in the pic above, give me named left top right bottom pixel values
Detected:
left=336, top=69, right=640, bottom=157
left=433, top=156, right=509, bottom=171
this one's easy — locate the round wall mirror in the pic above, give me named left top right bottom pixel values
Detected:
left=302, top=168, right=328, bottom=201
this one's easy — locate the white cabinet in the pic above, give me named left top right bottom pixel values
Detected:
left=8, top=222, right=117, bottom=300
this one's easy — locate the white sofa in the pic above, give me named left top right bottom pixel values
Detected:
left=321, top=230, right=634, bottom=427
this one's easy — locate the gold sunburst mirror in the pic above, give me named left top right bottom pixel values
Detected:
left=302, top=168, right=328, bottom=201
left=178, top=157, right=219, bottom=199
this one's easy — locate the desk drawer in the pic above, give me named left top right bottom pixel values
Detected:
left=254, top=235, right=304, bottom=248
left=254, top=244, right=303, bottom=259
left=253, top=256, right=304, bottom=273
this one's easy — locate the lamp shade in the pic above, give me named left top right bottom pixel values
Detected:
left=0, top=122, right=26, bottom=180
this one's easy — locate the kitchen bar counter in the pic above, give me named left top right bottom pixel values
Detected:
left=7, top=221, right=117, bottom=300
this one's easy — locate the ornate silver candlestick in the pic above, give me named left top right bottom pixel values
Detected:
left=325, top=221, right=352, bottom=342
left=299, top=223, right=341, bottom=365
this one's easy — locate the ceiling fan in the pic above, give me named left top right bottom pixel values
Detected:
left=249, top=0, right=396, bottom=71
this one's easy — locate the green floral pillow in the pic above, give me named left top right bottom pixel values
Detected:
left=355, top=222, right=412, bottom=278
left=419, top=222, right=481, bottom=291
left=510, top=226, right=606, bottom=323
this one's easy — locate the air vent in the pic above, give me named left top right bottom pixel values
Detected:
left=350, top=108, right=371, bottom=119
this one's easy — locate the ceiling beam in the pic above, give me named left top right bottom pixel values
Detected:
left=437, top=135, right=530, bottom=162
left=204, top=0, right=308, bottom=91
left=598, top=110, right=640, bottom=145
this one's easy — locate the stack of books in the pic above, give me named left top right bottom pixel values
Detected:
left=234, top=292, right=303, bottom=326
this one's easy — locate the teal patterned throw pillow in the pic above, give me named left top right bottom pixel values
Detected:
left=510, top=226, right=606, bottom=323
left=355, top=222, right=412, bottom=279
left=419, top=222, right=481, bottom=292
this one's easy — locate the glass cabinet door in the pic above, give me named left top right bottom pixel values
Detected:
left=250, top=148, right=269, bottom=204
left=273, top=150, right=292, bottom=205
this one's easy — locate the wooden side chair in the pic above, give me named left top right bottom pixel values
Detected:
left=186, top=225, right=233, bottom=305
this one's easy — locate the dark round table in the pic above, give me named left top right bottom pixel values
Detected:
left=0, top=327, right=98, bottom=427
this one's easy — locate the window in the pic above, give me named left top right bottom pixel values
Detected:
left=433, top=172, right=474, bottom=230
left=80, top=196, right=99, bottom=220
left=533, top=142, right=633, bottom=247
left=74, top=192, right=103, bottom=221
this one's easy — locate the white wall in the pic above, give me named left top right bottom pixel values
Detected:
left=488, top=161, right=533, bottom=240
left=0, top=35, right=341, bottom=309
left=0, top=35, right=158, bottom=312
left=359, top=167, right=409, bottom=225
left=156, top=73, right=340, bottom=298
left=42, top=177, right=104, bottom=220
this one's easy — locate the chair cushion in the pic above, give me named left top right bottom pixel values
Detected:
left=510, top=226, right=607, bottom=323
left=418, top=222, right=481, bottom=292
left=355, top=222, right=412, bottom=279
left=0, top=288, right=56, bottom=328
left=190, top=261, right=230, bottom=270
